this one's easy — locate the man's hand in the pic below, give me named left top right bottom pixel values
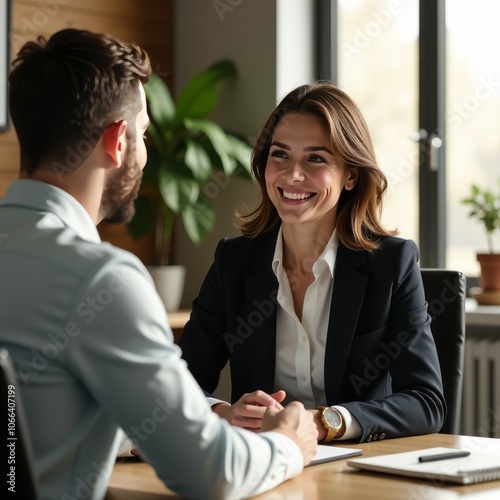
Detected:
left=311, top=408, right=328, bottom=442
left=213, top=390, right=286, bottom=431
left=262, top=401, right=318, bottom=466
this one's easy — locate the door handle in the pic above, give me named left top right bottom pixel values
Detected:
left=409, top=129, right=442, bottom=172
left=429, top=134, right=442, bottom=172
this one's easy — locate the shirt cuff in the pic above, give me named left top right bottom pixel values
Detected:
left=207, top=396, right=229, bottom=407
left=115, top=430, right=135, bottom=457
left=333, top=405, right=362, bottom=440
left=253, top=431, right=304, bottom=495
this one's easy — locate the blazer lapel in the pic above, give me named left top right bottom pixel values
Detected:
left=324, top=244, right=369, bottom=402
left=233, top=230, right=279, bottom=395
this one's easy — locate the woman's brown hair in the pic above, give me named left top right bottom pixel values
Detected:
left=236, top=83, right=397, bottom=251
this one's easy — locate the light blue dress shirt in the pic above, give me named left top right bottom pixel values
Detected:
left=0, top=179, right=302, bottom=500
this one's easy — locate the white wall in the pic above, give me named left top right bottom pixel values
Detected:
left=173, top=0, right=316, bottom=307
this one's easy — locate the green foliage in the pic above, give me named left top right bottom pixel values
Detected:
left=461, top=180, right=500, bottom=253
left=128, top=60, right=253, bottom=264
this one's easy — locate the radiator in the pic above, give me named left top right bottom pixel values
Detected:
left=461, top=338, right=500, bottom=438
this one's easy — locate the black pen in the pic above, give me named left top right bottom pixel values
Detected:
left=418, top=450, right=471, bottom=463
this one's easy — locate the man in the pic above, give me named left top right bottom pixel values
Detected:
left=0, top=29, right=317, bottom=499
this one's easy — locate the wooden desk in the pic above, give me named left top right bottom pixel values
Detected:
left=106, top=434, right=500, bottom=499
left=167, top=310, right=190, bottom=331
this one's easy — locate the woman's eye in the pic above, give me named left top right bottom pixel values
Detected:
left=309, top=154, right=326, bottom=163
left=269, top=150, right=288, bottom=159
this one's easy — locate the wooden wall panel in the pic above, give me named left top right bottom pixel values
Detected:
left=0, top=0, right=174, bottom=263
left=12, top=5, right=168, bottom=49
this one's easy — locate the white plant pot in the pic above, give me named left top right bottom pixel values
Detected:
left=147, top=265, right=186, bottom=312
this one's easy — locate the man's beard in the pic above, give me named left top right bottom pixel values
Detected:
left=100, top=143, right=143, bottom=225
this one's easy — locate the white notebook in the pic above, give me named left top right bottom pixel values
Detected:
left=347, top=447, right=500, bottom=484
left=309, top=444, right=362, bottom=466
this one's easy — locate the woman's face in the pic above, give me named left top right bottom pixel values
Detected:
left=265, top=112, right=356, bottom=230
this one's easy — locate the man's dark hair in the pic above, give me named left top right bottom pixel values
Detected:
left=8, top=29, right=151, bottom=174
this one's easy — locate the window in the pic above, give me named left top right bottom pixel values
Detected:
left=328, top=0, right=500, bottom=276
left=446, top=0, right=500, bottom=276
left=337, top=0, right=419, bottom=245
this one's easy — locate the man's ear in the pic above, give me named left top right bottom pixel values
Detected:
left=345, top=167, right=359, bottom=191
left=102, top=120, right=127, bottom=168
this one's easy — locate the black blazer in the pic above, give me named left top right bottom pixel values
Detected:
left=179, top=229, right=446, bottom=442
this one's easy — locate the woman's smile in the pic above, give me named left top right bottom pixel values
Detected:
left=280, top=188, right=316, bottom=201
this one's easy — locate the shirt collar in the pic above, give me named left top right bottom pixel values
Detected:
left=0, top=179, right=101, bottom=243
left=271, top=226, right=285, bottom=278
left=271, top=225, right=338, bottom=279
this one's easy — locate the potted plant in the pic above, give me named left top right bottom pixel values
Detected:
left=128, top=60, right=253, bottom=310
left=461, top=180, right=500, bottom=296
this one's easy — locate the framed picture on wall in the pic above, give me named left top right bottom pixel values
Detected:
left=0, top=0, right=11, bottom=131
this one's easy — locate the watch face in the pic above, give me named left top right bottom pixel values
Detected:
left=324, top=408, right=341, bottom=428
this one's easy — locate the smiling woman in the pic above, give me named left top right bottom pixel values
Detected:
left=179, top=82, right=447, bottom=445
left=238, top=83, right=394, bottom=251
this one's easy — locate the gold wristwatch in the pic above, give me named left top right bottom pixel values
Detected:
left=315, top=406, right=345, bottom=442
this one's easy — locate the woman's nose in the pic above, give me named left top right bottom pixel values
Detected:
left=283, top=161, right=305, bottom=182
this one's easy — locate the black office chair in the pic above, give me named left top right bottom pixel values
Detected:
left=420, top=269, right=466, bottom=435
left=1, top=348, right=41, bottom=500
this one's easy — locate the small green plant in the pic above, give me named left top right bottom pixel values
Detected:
left=127, top=60, right=253, bottom=265
left=461, top=180, right=500, bottom=253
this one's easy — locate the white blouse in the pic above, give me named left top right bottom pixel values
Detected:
left=272, top=226, right=361, bottom=440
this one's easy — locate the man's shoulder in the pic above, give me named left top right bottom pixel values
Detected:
left=37, top=226, right=146, bottom=280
